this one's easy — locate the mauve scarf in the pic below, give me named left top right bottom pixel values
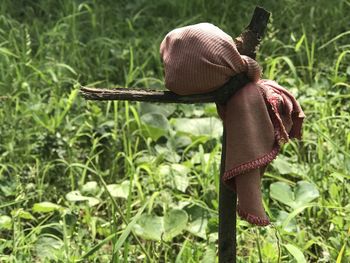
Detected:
left=160, top=23, right=305, bottom=226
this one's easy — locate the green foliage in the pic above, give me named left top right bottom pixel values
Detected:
left=134, top=209, right=188, bottom=241
left=0, top=0, right=349, bottom=262
left=270, top=181, right=319, bottom=209
left=32, top=202, right=62, bottom=213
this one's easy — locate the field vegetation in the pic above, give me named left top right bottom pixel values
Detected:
left=0, top=0, right=349, bottom=262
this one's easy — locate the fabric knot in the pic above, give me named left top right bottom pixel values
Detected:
left=241, top=55, right=261, bottom=83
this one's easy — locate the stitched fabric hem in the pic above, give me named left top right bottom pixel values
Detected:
left=237, top=205, right=270, bottom=226
left=223, top=145, right=280, bottom=181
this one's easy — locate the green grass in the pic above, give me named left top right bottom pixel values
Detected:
left=0, top=0, right=349, bottom=262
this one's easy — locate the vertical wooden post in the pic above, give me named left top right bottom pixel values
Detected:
left=218, top=7, right=270, bottom=263
left=219, top=128, right=237, bottom=262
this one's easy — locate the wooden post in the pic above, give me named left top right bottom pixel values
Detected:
left=218, top=128, right=237, bottom=262
left=80, top=7, right=270, bottom=262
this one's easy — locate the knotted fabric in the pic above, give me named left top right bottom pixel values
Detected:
left=160, top=23, right=305, bottom=226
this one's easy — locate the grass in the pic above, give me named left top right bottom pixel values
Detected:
left=0, top=0, right=349, bottom=262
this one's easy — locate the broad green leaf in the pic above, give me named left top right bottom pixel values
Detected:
left=331, top=215, right=344, bottom=229
left=171, top=117, right=222, bottom=138
left=204, top=104, right=219, bottom=116
left=155, top=145, right=181, bottom=163
left=158, top=164, right=171, bottom=177
left=83, top=197, right=100, bottom=207
left=164, top=209, right=188, bottom=241
left=284, top=244, right=306, bottom=263
left=171, top=164, right=191, bottom=176
left=185, top=206, right=208, bottom=239
left=134, top=214, right=163, bottom=241
left=271, top=156, right=294, bottom=175
left=66, top=191, right=100, bottom=207
left=186, top=217, right=208, bottom=239
left=0, top=183, right=16, bottom=197
left=0, top=215, right=12, bottom=230
left=270, top=181, right=319, bottom=209
left=270, top=182, right=294, bottom=207
left=171, top=164, right=190, bottom=192
left=134, top=210, right=189, bottom=241
left=201, top=243, right=216, bottom=263
left=106, top=181, right=130, bottom=199
left=173, top=175, right=189, bottom=192
left=141, top=113, right=169, bottom=141
left=11, top=209, right=35, bottom=220
left=81, top=181, right=99, bottom=195
left=135, top=153, right=156, bottom=165
left=294, top=181, right=319, bottom=208
left=35, top=236, right=64, bottom=261
left=140, top=103, right=176, bottom=117
left=173, top=135, right=192, bottom=148
left=66, top=190, right=87, bottom=202
left=329, top=183, right=339, bottom=200
left=32, top=202, right=61, bottom=213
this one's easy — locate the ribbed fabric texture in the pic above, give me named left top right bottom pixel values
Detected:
left=160, top=23, right=261, bottom=95
left=160, top=23, right=305, bottom=226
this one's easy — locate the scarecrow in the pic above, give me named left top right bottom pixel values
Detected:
left=160, top=22, right=305, bottom=226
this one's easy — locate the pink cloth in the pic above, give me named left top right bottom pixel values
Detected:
left=160, top=23, right=305, bottom=226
